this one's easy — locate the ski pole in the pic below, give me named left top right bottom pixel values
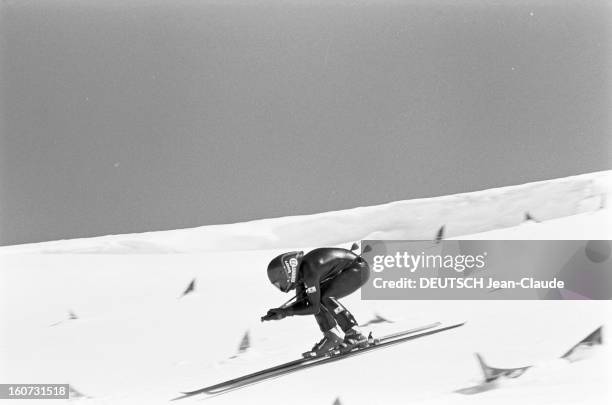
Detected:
left=261, top=291, right=307, bottom=321
left=279, top=295, right=296, bottom=309
left=280, top=291, right=305, bottom=308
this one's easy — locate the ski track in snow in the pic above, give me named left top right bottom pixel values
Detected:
left=0, top=174, right=611, bottom=405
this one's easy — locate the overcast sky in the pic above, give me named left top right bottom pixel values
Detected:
left=1, top=0, right=610, bottom=245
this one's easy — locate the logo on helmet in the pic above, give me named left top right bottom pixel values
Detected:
left=284, top=257, right=299, bottom=283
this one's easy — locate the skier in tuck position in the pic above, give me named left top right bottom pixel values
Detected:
left=261, top=247, right=371, bottom=357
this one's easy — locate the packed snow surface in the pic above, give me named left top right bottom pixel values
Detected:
left=1, top=172, right=611, bottom=404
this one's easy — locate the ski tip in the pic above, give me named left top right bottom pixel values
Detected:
left=172, top=389, right=211, bottom=401
left=441, top=320, right=466, bottom=330
left=170, top=394, right=187, bottom=401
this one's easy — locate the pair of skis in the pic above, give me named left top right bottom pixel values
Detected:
left=173, top=321, right=465, bottom=400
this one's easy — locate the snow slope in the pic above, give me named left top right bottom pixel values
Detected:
left=0, top=171, right=609, bottom=254
left=1, top=172, right=611, bottom=405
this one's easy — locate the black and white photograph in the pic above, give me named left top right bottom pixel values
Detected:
left=0, top=0, right=610, bottom=404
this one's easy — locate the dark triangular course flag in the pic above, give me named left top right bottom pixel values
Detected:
left=475, top=353, right=530, bottom=383
left=49, top=310, right=78, bottom=327
left=180, top=279, right=196, bottom=298
left=561, top=326, right=603, bottom=360
left=361, top=244, right=372, bottom=254
left=68, top=385, right=87, bottom=399
left=435, top=226, right=445, bottom=243
left=332, top=397, right=342, bottom=405
left=237, top=330, right=250, bottom=353
left=360, top=313, right=393, bottom=327
left=524, top=212, right=540, bottom=222
left=350, top=242, right=359, bottom=252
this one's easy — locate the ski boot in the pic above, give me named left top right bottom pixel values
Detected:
left=302, top=327, right=344, bottom=358
left=335, top=327, right=370, bottom=354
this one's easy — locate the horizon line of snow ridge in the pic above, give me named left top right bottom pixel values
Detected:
left=0, top=170, right=610, bottom=254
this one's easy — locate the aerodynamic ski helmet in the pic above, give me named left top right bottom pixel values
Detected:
left=267, top=251, right=304, bottom=292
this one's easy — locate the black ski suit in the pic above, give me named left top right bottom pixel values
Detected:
left=285, top=247, right=370, bottom=332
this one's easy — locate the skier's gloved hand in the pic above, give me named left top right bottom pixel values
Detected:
left=261, top=307, right=289, bottom=322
